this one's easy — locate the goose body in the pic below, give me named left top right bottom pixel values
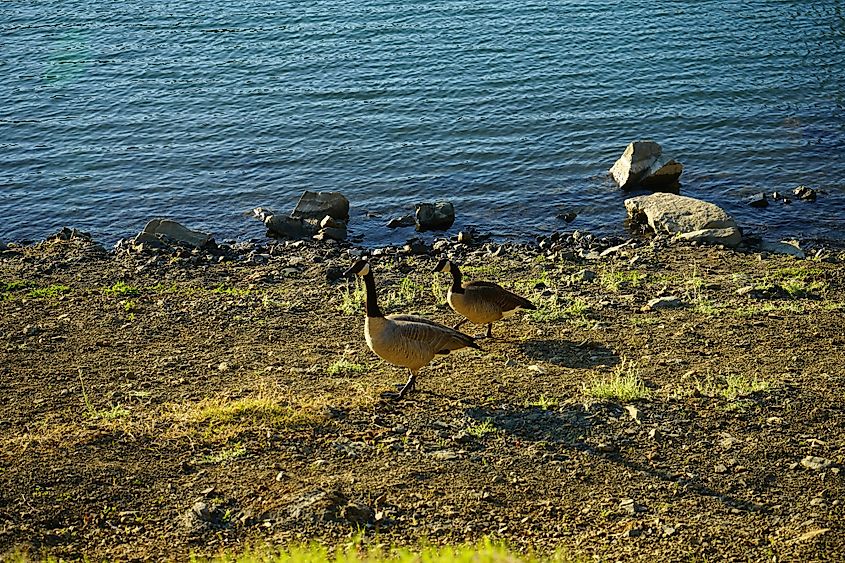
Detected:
left=434, top=259, right=536, bottom=338
left=345, top=260, right=479, bottom=398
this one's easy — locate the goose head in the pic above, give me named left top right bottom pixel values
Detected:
left=344, top=259, right=371, bottom=278
left=432, top=258, right=453, bottom=273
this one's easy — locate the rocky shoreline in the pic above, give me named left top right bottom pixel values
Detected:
left=2, top=215, right=845, bottom=561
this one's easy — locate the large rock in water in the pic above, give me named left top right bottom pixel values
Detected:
left=415, top=201, right=455, bottom=231
left=625, top=193, right=742, bottom=247
left=291, top=191, right=349, bottom=222
left=610, top=141, right=683, bottom=190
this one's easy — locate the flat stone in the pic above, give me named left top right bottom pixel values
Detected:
left=801, top=455, right=831, bottom=471
left=759, top=240, right=805, bottom=258
left=645, top=296, right=684, bottom=310
left=138, top=219, right=212, bottom=249
left=291, top=191, right=349, bottom=221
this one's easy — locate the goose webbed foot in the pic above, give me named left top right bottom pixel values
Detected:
left=381, top=373, right=417, bottom=401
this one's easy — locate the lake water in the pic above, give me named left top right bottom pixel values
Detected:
left=2, top=1, right=844, bottom=246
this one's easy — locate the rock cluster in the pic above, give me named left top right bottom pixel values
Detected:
left=254, top=191, right=350, bottom=241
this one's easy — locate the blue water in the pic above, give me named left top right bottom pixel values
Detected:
left=2, top=1, right=844, bottom=246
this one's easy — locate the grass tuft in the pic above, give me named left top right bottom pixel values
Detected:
left=103, top=281, right=141, bottom=297
left=582, top=360, right=650, bottom=402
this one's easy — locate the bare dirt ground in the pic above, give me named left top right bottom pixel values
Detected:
left=1, top=233, right=844, bottom=562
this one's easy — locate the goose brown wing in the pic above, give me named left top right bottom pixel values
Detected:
left=387, top=314, right=480, bottom=350
left=464, top=281, right=537, bottom=311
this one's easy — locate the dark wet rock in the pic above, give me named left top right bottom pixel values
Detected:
left=314, top=225, right=347, bottom=242
left=402, top=238, right=431, bottom=255
left=609, top=141, right=683, bottom=190
left=556, top=209, right=578, bottom=223
left=386, top=215, right=416, bottom=229
left=135, top=219, right=213, bottom=249
left=291, top=191, right=350, bottom=222
left=793, top=185, right=817, bottom=201
left=746, top=193, right=769, bottom=208
left=457, top=230, right=473, bottom=244
left=0, top=240, right=6, bottom=252
left=48, top=227, right=92, bottom=242
left=415, top=201, right=455, bottom=231
left=625, top=193, right=741, bottom=248
left=325, top=266, right=345, bottom=283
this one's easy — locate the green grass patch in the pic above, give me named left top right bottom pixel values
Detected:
left=103, top=281, right=141, bottom=297
left=598, top=269, right=643, bottom=292
left=327, top=360, right=368, bottom=377
left=199, top=443, right=247, bottom=465
left=583, top=360, right=650, bottom=402
left=465, top=418, right=497, bottom=438
left=27, top=284, right=72, bottom=298
left=696, top=373, right=770, bottom=401
left=338, top=278, right=366, bottom=315
left=0, top=280, right=35, bottom=297
left=530, top=296, right=589, bottom=324
left=527, top=394, right=559, bottom=410
left=212, top=285, right=251, bottom=297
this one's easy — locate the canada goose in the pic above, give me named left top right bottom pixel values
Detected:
left=433, top=259, right=536, bottom=338
left=344, top=259, right=480, bottom=398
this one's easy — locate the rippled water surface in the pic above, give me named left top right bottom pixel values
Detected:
left=2, top=1, right=844, bottom=245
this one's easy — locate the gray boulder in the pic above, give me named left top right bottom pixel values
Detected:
left=291, top=191, right=349, bottom=222
left=415, top=201, right=455, bottom=231
left=625, top=193, right=742, bottom=248
left=610, top=141, right=683, bottom=190
left=135, top=219, right=212, bottom=249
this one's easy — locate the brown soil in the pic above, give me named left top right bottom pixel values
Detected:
left=1, top=235, right=844, bottom=562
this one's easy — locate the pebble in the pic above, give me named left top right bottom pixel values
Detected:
left=23, top=325, right=40, bottom=337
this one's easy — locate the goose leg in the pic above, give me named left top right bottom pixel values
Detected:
left=397, top=370, right=417, bottom=398
left=485, top=323, right=493, bottom=339
left=452, top=318, right=468, bottom=330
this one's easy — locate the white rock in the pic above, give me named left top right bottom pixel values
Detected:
left=610, top=141, right=683, bottom=189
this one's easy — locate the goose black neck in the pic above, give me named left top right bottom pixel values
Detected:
left=450, top=265, right=465, bottom=294
left=362, top=272, right=383, bottom=318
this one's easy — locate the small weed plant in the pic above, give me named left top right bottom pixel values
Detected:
left=583, top=360, right=650, bottom=402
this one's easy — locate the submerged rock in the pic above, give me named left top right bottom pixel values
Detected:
left=386, top=215, right=416, bottom=229
left=609, top=141, right=683, bottom=190
left=625, top=193, right=741, bottom=247
left=415, top=201, right=455, bottom=231
left=746, top=193, right=769, bottom=208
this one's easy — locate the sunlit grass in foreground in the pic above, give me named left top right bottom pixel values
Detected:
left=6, top=539, right=582, bottom=563
left=194, top=539, right=581, bottom=563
